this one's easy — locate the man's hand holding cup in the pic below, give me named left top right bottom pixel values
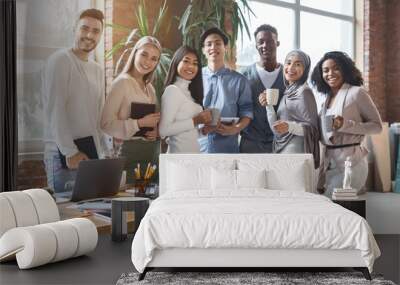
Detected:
left=259, top=88, right=279, bottom=107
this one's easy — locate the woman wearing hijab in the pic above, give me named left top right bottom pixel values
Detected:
left=259, top=50, right=319, bottom=168
left=311, top=51, right=382, bottom=197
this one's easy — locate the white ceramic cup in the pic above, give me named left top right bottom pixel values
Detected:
left=209, top=108, right=221, bottom=126
left=266, top=89, right=279, bottom=106
left=324, top=114, right=335, bottom=132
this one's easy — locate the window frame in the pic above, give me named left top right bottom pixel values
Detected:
left=242, top=0, right=356, bottom=59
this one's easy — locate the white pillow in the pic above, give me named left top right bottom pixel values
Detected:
left=211, top=169, right=267, bottom=190
left=211, top=168, right=236, bottom=190
left=236, top=169, right=267, bottom=189
left=167, top=160, right=235, bottom=191
left=238, top=158, right=308, bottom=191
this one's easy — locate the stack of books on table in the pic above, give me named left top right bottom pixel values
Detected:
left=332, top=188, right=359, bottom=200
left=67, top=199, right=112, bottom=221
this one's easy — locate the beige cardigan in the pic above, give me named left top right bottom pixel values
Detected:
left=326, top=84, right=382, bottom=144
left=101, top=73, right=158, bottom=140
left=317, top=83, right=382, bottom=191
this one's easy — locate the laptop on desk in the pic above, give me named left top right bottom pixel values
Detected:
left=56, top=157, right=125, bottom=202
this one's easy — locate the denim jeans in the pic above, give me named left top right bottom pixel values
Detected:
left=44, top=144, right=77, bottom=193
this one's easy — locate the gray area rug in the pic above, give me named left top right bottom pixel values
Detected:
left=116, top=271, right=396, bottom=285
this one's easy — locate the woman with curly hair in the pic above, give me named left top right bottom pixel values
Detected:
left=311, top=51, right=382, bottom=197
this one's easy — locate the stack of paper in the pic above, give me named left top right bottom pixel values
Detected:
left=332, top=188, right=358, bottom=200
left=67, top=199, right=112, bottom=220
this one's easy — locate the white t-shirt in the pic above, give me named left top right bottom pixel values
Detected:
left=43, top=49, right=107, bottom=157
left=256, top=63, right=281, bottom=89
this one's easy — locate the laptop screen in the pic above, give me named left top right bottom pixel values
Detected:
left=71, top=158, right=125, bottom=202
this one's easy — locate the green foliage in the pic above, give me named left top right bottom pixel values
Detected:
left=106, top=0, right=172, bottom=98
left=178, top=0, right=254, bottom=64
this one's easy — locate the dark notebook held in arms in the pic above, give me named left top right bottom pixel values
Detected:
left=130, top=102, right=156, bottom=137
left=58, top=136, right=99, bottom=168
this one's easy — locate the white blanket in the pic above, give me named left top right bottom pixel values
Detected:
left=131, top=190, right=380, bottom=272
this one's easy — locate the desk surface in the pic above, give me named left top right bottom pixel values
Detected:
left=57, top=191, right=137, bottom=234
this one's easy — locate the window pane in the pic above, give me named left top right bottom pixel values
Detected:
left=300, top=11, right=353, bottom=72
left=301, top=0, right=353, bottom=16
left=17, top=0, right=91, bottom=149
left=16, top=0, right=91, bottom=190
left=237, top=2, right=295, bottom=67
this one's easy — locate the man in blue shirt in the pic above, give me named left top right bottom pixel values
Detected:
left=239, top=24, right=286, bottom=153
left=199, top=27, right=253, bottom=153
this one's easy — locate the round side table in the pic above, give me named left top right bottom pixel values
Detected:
left=111, top=197, right=149, bottom=242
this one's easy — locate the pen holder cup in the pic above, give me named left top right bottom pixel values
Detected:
left=134, top=179, right=151, bottom=196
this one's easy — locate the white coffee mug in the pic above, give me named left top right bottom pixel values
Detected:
left=324, top=114, right=335, bottom=132
left=266, top=89, right=279, bottom=106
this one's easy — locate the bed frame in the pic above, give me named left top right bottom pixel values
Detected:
left=138, top=154, right=371, bottom=280
left=141, top=248, right=370, bottom=280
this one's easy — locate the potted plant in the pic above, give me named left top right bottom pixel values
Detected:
left=178, top=0, right=255, bottom=64
left=106, top=0, right=172, bottom=97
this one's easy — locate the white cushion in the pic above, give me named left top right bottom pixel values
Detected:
left=0, top=225, right=57, bottom=269
left=236, top=169, right=267, bottom=189
left=211, top=168, right=236, bottom=190
left=238, top=158, right=308, bottom=191
left=64, top=218, right=98, bottom=257
left=0, top=196, right=17, bottom=237
left=0, top=192, right=39, bottom=227
left=167, top=159, right=235, bottom=192
left=0, top=218, right=97, bottom=269
left=42, top=221, right=79, bottom=262
left=23, top=189, right=60, bottom=223
left=211, top=169, right=268, bottom=191
left=0, top=189, right=60, bottom=238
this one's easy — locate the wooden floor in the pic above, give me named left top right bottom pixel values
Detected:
left=0, top=234, right=398, bottom=285
left=0, top=234, right=134, bottom=285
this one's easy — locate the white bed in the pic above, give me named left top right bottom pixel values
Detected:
left=131, top=154, right=380, bottom=280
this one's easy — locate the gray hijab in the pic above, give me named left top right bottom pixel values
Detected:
left=274, top=50, right=320, bottom=168
left=283, top=50, right=311, bottom=99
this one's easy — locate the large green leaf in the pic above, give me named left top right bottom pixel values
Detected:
left=152, top=0, right=169, bottom=37
left=178, top=0, right=254, bottom=64
left=107, top=0, right=173, bottom=97
left=105, top=38, right=126, bottom=59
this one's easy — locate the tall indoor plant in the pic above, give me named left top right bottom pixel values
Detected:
left=106, top=0, right=172, bottom=97
left=178, top=0, right=254, bottom=64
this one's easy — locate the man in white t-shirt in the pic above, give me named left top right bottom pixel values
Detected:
left=42, top=9, right=108, bottom=192
left=240, top=24, right=286, bottom=153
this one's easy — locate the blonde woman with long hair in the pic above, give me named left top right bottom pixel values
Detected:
left=101, top=36, right=162, bottom=183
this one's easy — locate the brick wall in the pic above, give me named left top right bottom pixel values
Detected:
left=364, top=0, right=400, bottom=123
left=16, top=160, right=47, bottom=190
left=385, top=0, right=400, bottom=123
